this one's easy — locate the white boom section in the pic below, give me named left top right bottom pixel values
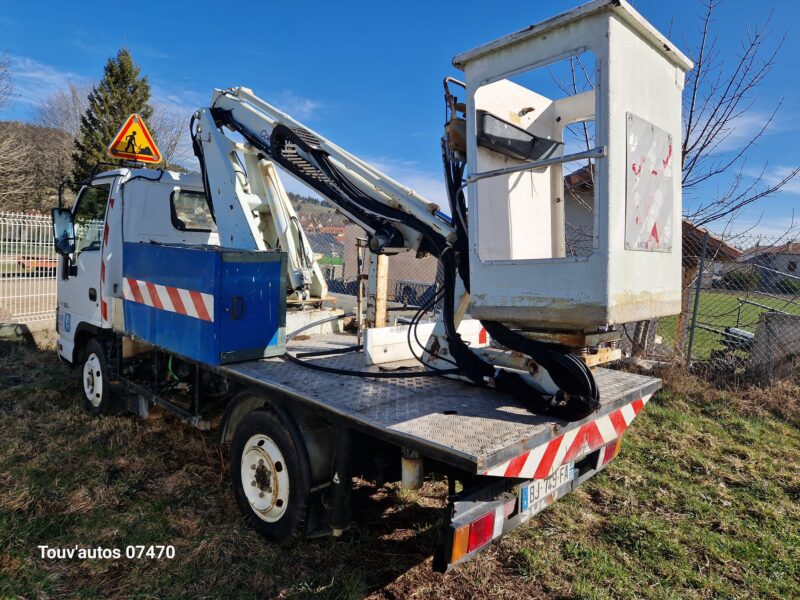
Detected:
left=193, top=106, right=326, bottom=301
left=208, top=87, right=456, bottom=253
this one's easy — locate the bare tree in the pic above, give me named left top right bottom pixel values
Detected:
left=0, top=53, right=36, bottom=211
left=681, top=1, right=800, bottom=227
left=148, top=102, right=192, bottom=169
left=550, top=2, right=799, bottom=231
left=26, top=82, right=91, bottom=204
left=31, top=82, right=91, bottom=138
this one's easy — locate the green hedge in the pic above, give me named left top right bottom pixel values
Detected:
left=776, top=276, right=800, bottom=294
left=719, top=267, right=760, bottom=291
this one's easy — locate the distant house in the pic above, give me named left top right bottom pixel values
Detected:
left=564, top=165, right=746, bottom=354
left=682, top=221, right=743, bottom=262
left=563, top=165, right=743, bottom=267
left=740, top=241, right=800, bottom=288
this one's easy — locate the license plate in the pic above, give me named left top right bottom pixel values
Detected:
left=519, top=462, right=574, bottom=515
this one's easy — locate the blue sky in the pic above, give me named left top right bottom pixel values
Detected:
left=1, top=0, right=798, bottom=236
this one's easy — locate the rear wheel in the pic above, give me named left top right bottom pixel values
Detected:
left=231, top=409, right=311, bottom=544
left=81, top=338, right=113, bottom=415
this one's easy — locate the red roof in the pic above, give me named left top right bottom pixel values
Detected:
left=749, top=241, right=800, bottom=255
left=563, top=166, right=743, bottom=262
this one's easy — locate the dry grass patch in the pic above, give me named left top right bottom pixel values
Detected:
left=0, top=333, right=798, bottom=599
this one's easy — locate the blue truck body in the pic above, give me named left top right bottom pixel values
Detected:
left=122, top=243, right=286, bottom=365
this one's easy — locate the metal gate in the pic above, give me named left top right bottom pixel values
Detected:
left=0, top=212, right=57, bottom=327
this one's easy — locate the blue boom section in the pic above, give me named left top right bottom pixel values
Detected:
left=123, top=243, right=286, bottom=365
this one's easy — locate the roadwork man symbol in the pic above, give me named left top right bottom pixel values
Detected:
left=107, top=114, right=162, bottom=163
left=124, top=131, right=138, bottom=153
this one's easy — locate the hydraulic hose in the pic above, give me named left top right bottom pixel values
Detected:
left=284, top=312, right=458, bottom=379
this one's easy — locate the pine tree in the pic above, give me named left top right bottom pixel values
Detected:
left=72, top=49, right=154, bottom=187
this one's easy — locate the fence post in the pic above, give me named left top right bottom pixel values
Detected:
left=365, top=251, right=388, bottom=329
left=355, top=237, right=368, bottom=344
left=686, top=230, right=709, bottom=366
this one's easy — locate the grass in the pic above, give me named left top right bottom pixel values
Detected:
left=1, top=335, right=798, bottom=599
left=658, top=289, right=800, bottom=360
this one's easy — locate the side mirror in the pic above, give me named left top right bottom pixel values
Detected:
left=51, top=208, right=75, bottom=256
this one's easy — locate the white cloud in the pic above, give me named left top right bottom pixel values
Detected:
left=5, top=54, right=91, bottom=108
left=136, top=45, right=173, bottom=60
left=361, top=155, right=447, bottom=208
left=268, top=90, right=322, bottom=122
left=692, top=110, right=782, bottom=155
left=723, top=213, right=800, bottom=238
left=759, top=165, right=800, bottom=195
left=270, top=153, right=448, bottom=210
left=149, top=82, right=205, bottom=115
left=742, top=164, right=800, bottom=196
left=70, top=38, right=108, bottom=56
left=70, top=32, right=172, bottom=61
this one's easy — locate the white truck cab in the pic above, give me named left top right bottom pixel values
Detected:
left=53, top=169, right=214, bottom=364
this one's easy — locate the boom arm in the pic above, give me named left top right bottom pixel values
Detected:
left=199, top=87, right=455, bottom=257
left=192, top=86, right=599, bottom=422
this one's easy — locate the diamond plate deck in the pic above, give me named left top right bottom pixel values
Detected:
left=221, top=334, right=661, bottom=473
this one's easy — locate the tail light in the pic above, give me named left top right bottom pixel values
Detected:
left=467, top=511, right=495, bottom=554
left=450, top=498, right=516, bottom=564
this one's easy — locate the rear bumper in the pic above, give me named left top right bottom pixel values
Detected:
left=434, top=436, right=624, bottom=572
left=479, top=395, right=651, bottom=478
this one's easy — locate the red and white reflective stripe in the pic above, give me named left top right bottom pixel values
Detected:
left=122, top=278, right=214, bottom=322
left=482, top=395, right=652, bottom=479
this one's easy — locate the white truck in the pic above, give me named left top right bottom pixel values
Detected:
left=50, top=0, right=691, bottom=570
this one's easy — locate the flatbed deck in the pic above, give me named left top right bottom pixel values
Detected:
left=222, top=333, right=661, bottom=474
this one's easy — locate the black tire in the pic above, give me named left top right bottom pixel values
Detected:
left=230, top=408, right=311, bottom=545
left=80, top=338, right=114, bottom=416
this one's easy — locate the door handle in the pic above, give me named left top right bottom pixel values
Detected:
left=230, top=296, right=244, bottom=320
left=88, top=288, right=97, bottom=302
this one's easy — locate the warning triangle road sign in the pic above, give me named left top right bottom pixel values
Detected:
left=107, top=114, right=162, bottom=163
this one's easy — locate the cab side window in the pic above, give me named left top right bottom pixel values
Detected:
left=170, top=189, right=217, bottom=232
left=73, top=184, right=110, bottom=253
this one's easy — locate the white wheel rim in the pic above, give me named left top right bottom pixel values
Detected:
left=83, top=353, right=103, bottom=407
left=241, top=433, right=290, bottom=523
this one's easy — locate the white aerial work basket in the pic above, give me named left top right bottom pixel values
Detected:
left=453, top=0, right=693, bottom=331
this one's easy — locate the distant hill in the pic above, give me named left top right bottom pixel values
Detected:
left=287, top=191, right=349, bottom=229
left=287, top=191, right=333, bottom=213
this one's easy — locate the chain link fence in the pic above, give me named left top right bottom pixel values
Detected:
left=315, top=220, right=800, bottom=383
left=631, top=225, right=800, bottom=380
left=323, top=223, right=442, bottom=308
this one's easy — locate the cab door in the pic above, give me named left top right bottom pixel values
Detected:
left=57, top=181, right=112, bottom=353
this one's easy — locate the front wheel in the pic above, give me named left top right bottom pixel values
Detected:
left=81, top=338, right=114, bottom=415
left=230, top=409, right=311, bottom=545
